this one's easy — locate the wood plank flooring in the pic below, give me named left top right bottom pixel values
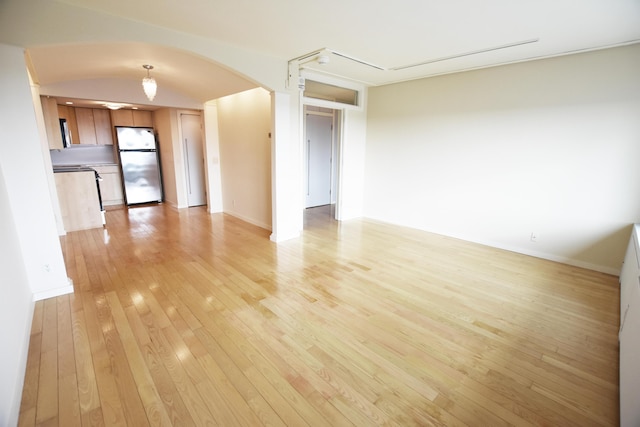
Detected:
left=19, top=204, right=620, bottom=426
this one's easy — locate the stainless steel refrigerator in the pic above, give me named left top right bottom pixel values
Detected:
left=116, top=126, right=163, bottom=205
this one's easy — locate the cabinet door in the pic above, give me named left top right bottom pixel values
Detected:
left=100, top=173, right=124, bottom=206
left=133, top=110, right=153, bottom=127
left=110, top=109, right=134, bottom=127
left=620, top=276, right=640, bottom=427
left=41, top=97, right=63, bottom=149
left=94, top=166, right=124, bottom=206
left=75, top=107, right=97, bottom=145
left=57, top=105, right=79, bottom=145
left=93, top=109, right=114, bottom=145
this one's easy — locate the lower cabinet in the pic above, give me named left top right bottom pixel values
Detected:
left=620, top=225, right=640, bottom=427
left=55, top=171, right=103, bottom=232
left=93, top=165, right=124, bottom=206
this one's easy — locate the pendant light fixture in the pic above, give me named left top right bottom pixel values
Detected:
left=142, top=64, right=157, bottom=101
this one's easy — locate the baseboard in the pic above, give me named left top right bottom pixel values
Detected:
left=270, top=229, right=301, bottom=242
left=33, top=278, right=74, bottom=301
left=475, top=239, right=621, bottom=276
left=363, top=217, right=620, bottom=276
left=225, top=210, right=272, bottom=231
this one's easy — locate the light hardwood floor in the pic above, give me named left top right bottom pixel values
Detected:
left=19, top=204, right=620, bottom=426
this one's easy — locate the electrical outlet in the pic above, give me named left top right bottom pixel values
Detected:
left=530, top=232, right=538, bottom=242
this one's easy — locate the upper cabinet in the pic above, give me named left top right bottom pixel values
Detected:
left=42, top=101, right=154, bottom=149
left=75, top=107, right=113, bottom=145
left=57, top=105, right=79, bottom=145
left=41, top=97, right=64, bottom=150
left=111, top=109, right=153, bottom=128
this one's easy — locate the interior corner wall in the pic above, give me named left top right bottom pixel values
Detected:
left=217, top=87, right=272, bottom=230
left=365, top=44, right=640, bottom=274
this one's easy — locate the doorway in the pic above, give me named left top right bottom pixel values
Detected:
left=180, top=113, right=207, bottom=207
left=304, top=107, right=339, bottom=223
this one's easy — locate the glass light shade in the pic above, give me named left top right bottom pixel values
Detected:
left=142, top=76, right=157, bottom=101
left=103, top=102, right=124, bottom=110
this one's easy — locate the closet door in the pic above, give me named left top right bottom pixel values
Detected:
left=181, top=113, right=206, bottom=207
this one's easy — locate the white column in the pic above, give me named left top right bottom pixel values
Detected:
left=337, top=107, right=367, bottom=221
left=204, top=101, right=223, bottom=213
left=270, top=91, right=302, bottom=242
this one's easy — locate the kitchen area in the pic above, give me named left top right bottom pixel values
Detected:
left=41, top=96, right=162, bottom=232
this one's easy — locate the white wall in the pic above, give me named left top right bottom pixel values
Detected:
left=0, top=43, right=71, bottom=425
left=0, top=163, right=35, bottom=427
left=365, top=44, right=640, bottom=274
left=217, top=88, right=273, bottom=229
left=0, top=44, right=71, bottom=297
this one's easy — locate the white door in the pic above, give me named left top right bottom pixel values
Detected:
left=305, top=114, right=333, bottom=208
left=181, top=114, right=206, bottom=207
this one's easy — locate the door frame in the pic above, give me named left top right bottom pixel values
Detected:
left=302, top=105, right=342, bottom=220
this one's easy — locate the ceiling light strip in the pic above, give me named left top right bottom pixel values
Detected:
left=391, top=38, right=540, bottom=71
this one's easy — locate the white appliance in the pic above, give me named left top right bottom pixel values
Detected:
left=116, top=127, right=163, bottom=205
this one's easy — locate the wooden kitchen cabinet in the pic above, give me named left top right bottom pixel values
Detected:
left=111, top=109, right=153, bottom=127
left=110, top=109, right=134, bottom=127
left=93, top=165, right=124, bottom=206
left=619, top=224, right=640, bottom=427
left=93, top=109, right=114, bottom=145
left=54, top=171, right=104, bottom=231
left=75, top=107, right=97, bottom=145
left=41, top=96, right=64, bottom=149
left=75, top=107, right=114, bottom=145
left=57, top=104, right=79, bottom=145
left=133, top=110, right=153, bottom=127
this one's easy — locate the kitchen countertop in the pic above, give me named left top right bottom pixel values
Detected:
left=53, top=166, right=98, bottom=173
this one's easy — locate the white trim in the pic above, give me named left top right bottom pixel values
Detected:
left=33, top=278, right=74, bottom=301
left=224, top=210, right=271, bottom=231
left=365, top=217, right=621, bottom=276
left=270, top=229, right=301, bottom=242
left=474, top=239, right=621, bottom=276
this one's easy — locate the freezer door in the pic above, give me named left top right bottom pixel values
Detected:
left=116, top=127, right=156, bottom=150
left=120, top=151, right=162, bottom=204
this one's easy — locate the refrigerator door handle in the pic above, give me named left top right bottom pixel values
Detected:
left=119, top=148, right=156, bottom=153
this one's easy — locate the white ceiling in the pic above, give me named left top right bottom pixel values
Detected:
left=23, top=0, right=640, bottom=106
